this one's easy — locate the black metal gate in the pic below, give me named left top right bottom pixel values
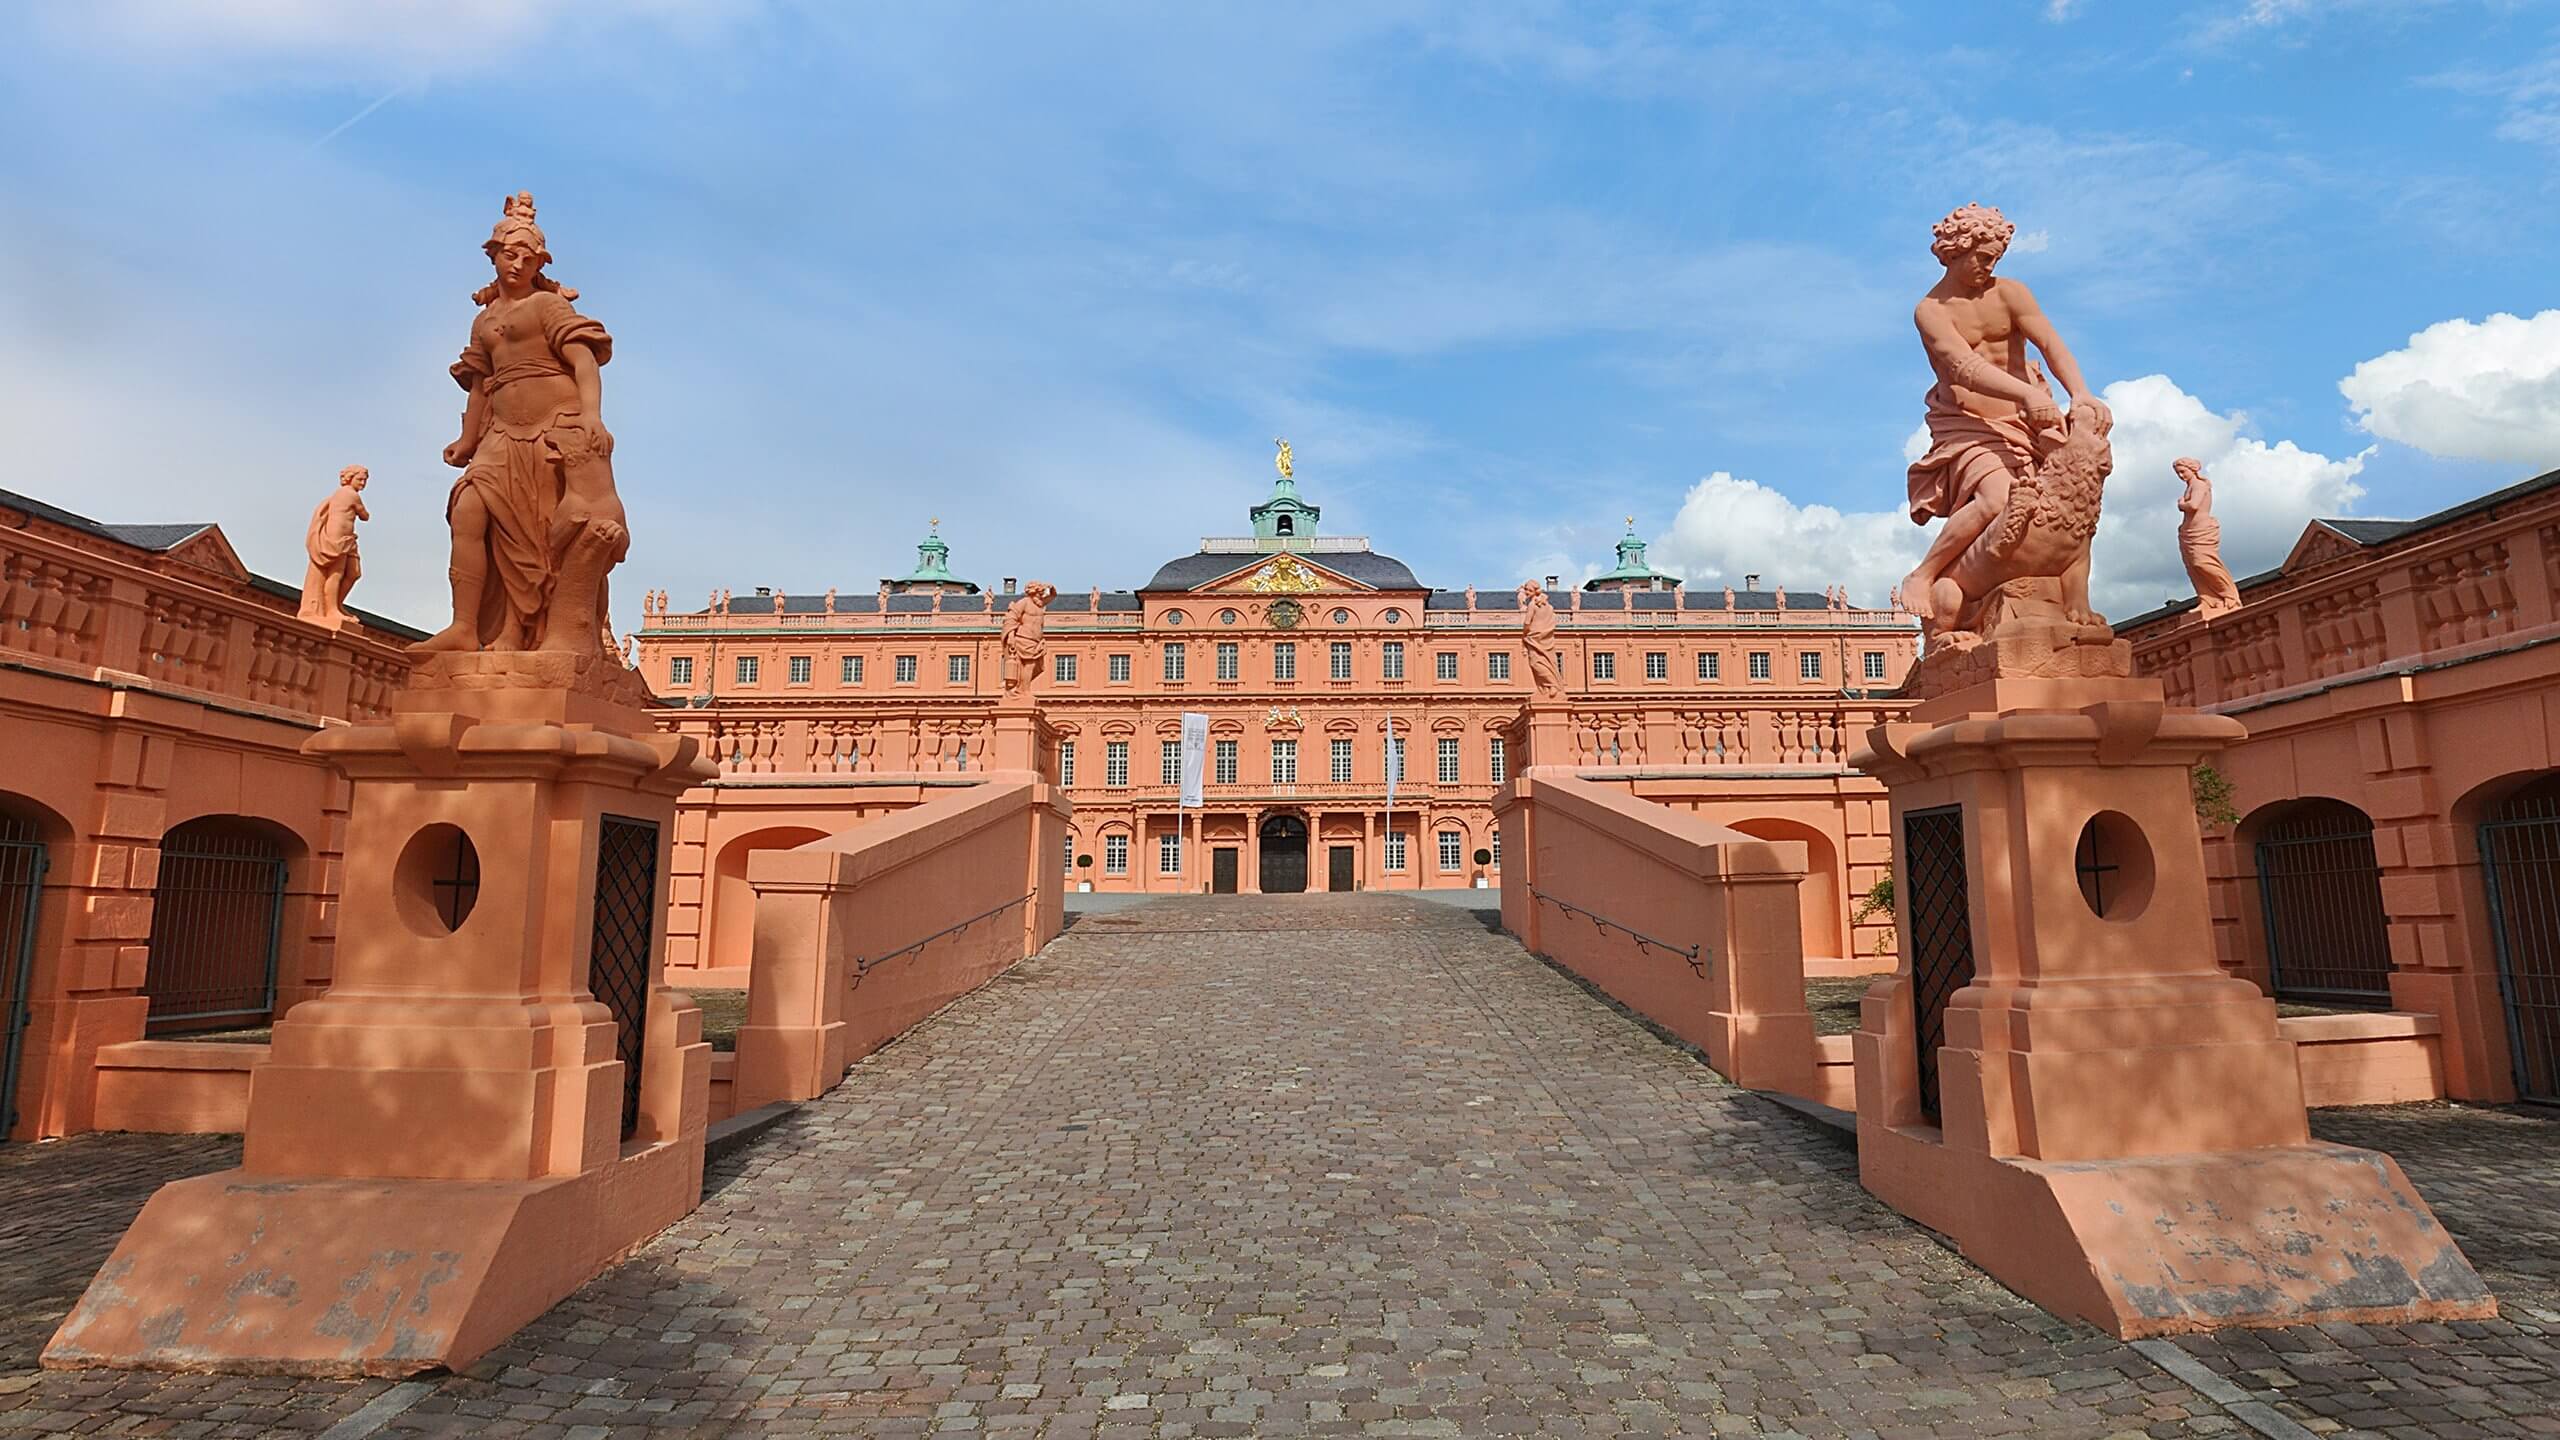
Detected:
left=2479, top=776, right=2560, bottom=1104
left=589, top=815, right=659, bottom=1139
left=1259, top=815, right=1307, bottom=894
left=143, top=819, right=286, bottom=1033
left=1903, top=805, right=1973, bottom=1124
left=2255, top=802, right=2393, bottom=1006
left=1, top=812, right=48, bottom=1136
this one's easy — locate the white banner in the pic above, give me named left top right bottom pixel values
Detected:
left=1383, top=717, right=1400, bottom=808
left=1179, top=711, right=1209, bottom=808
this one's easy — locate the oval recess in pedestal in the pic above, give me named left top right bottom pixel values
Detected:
left=393, top=822, right=482, bottom=937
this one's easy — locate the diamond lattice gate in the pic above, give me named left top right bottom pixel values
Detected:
left=2481, top=777, right=2560, bottom=1104
left=1903, top=805, right=1974, bottom=1124
left=0, top=813, right=47, bottom=1135
left=589, top=816, right=659, bottom=1139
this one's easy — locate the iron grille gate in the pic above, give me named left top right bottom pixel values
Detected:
left=143, top=824, right=287, bottom=1033
left=589, top=816, right=659, bottom=1139
left=1903, top=805, right=1974, bottom=1124
left=2255, top=807, right=2394, bottom=1006
left=2480, top=787, right=2560, bottom=1104
left=1, top=817, right=47, bottom=1136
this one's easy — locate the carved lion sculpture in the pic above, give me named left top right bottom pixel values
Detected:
left=1926, top=397, right=2113, bottom=644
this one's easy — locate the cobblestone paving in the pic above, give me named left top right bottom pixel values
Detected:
left=0, top=1130, right=239, bottom=1373
left=1, top=894, right=2555, bottom=1437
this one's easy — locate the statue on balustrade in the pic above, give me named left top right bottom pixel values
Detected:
left=416, top=192, right=626, bottom=658
left=297, top=464, right=369, bottom=626
left=1894, top=203, right=2116, bottom=662
left=1517, top=580, right=1563, bottom=700
left=2174, top=457, right=2244, bottom=620
left=1001, top=581, right=1058, bottom=700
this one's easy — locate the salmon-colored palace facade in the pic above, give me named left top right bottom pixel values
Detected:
left=633, top=472, right=1920, bottom=983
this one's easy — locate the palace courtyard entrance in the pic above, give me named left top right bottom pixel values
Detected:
left=1257, top=812, right=1308, bottom=893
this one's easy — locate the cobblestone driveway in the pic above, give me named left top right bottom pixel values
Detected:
left=4, top=894, right=2556, bottom=1436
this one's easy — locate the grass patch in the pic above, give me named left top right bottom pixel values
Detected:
left=1804, top=978, right=1873, bottom=1037
left=684, top=987, right=747, bottom=1052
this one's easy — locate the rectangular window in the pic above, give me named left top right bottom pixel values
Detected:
left=1330, top=641, right=1353, bottom=680
left=1437, top=737, right=1460, bottom=785
left=841, top=654, right=864, bottom=684
left=895, top=654, right=918, bottom=683
left=1108, top=653, right=1132, bottom=683
left=1158, top=833, right=1182, bottom=875
left=1270, top=739, right=1298, bottom=784
left=1489, top=738, right=1507, bottom=785
left=1330, top=737, right=1353, bottom=783
left=1163, top=642, right=1187, bottom=682
left=1104, top=833, right=1128, bottom=876
left=1273, top=642, right=1297, bottom=681
left=1385, top=830, right=1407, bottom=872
left=668, top=656, right=694, bottom=687
left=1644, top=651, right=1667, bottom=681
left=1749, top=651, right=1772, bottom=680
left=1488, top=652, right=1511, bottom=681
left=1105, top=741, right=1129, bottom=787
left=1800, top=651, right=1822, bottom=680
left=1864, top=650, right=1887, bottom=681
left=1435, top=651, right=1458, bottom=681
left=1382, top=642, right=1405, bottom=680
left=1492, top=828, right=1502, bottom=868
left=1439, top=830, right=1464, bottom=872
left=1593, top=652, right=1616, bottom=681
left=1059, top=741, right=1076, bottom=788
left=1214, top=739, right=1238, bottom=785
left=1063, top=833, right=1075, bottom=876
left=1053, top=653, right=1078, bottom=683
left=948, top=654, right=971, bottom=684
left=736, top=654, right=760, bottom=685
left=1160, top=740, right=1182, bottom=786
left=1698, top=652, right=1720, bottom=681
left=788, top=655, right=812, bottom=685
left=1216, top=641, right=1239, bottom=680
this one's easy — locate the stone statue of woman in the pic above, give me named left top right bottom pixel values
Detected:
left=2175, top=457, right=2244, bottom=620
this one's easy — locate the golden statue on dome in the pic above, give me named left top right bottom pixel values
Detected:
left=1274, top=438, right=1293, bottom=480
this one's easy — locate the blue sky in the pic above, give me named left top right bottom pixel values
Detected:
left=5, top=1, right=2557, bottom=630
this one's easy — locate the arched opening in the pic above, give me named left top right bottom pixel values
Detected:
left=144, top=816, right=294, bottom=1034
left=1259, top=813, right=1308, bottom=894
left=708, top=825, right=830, bottom=973
left=1, top=793, right=67, bottom=1137
left=2247, top=798, right=2392, bottom=1007
left=1729, top=817, right=1846, bottom=961
left=2477, top=772, right=2560, bottom=1103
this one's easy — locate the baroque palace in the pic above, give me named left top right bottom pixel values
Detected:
left=632, top=460, right=1920, bottom=983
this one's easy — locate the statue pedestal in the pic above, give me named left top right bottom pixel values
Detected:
left=1850, top=672, right=2493, bottom=1336
left=47, top=653, right=719, bottom=1375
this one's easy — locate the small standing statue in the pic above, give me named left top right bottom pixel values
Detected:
left=1518, top=580, right=1563, bottom=699
left=2175, top=457, right=2244, bottom=620
left=1000, top=580, right=1057, bottom=699
left=417, top=192, right=628, bottom=657
left=297, top=464, right=369, bottom=626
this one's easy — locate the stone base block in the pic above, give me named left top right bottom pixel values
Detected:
left=1864, top=1127, right=2495, bottom=1336
left=44, top=1134, right=702, bottom=1376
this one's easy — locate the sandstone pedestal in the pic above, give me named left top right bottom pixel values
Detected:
left=1851, top=663, right=2494, bottom=1337
left=47, top=653, right=718, bottom=1375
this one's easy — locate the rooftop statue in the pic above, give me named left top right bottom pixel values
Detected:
left=1001, top=581, right=1058, bottom=699
left=1518, top=580, right=1564, bottom=700
left=2175, top=457, right=2244, bottom=620
left=297, top=464, right=369, bottom=627
left=416, top=192, right=627, bottom=658
left=1895, top=203, right=2115, bottom=652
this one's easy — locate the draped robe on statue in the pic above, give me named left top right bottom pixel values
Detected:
left=448, top=290, right=614, bottom=647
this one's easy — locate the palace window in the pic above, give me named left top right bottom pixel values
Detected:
left=1698, top=652, right=1720, bottom=681
left=1382, top=642, right=1405, bottom=680
left=1800, top=652, right=1822, bottom=680
left=1063, top=833, right=1075, bottom=876
left=1592, top=652, right=1616, bottom=681
left=895, top=654, right=918, bottom=683
left=1105, top=741, right=1129, bottom=787
left=1439, top=830, right=1464, bottom=872
left=1108, top=653, right=1131, bottom=683
left=1160, top=740, right=1182, bottom=785
left=1330, top=641, right=1353, bottom=680
left=1864, top=650, right=1887, bottom=681
left=1437, top=737, right=1460, bottom=785
left=842, top=654, right=864, bottom=684
left=1385, top=830, right=1408, bottom=871
left=1270, top=739, right=1299, bottom=784
left=1214, top=739, right=1238, bottom=785
left=1216, top=642, right=1239, bottom=680
left=1489, top=737, right=1506, bottom=785
left=1330, top=738, right=1353, bottom=783
left=1162, top=609, right=1187, bottom=626
left=1158, top=832, right=1183, bottom=875
left=949, top=654, right=971, bottom=683
left=1273, top=642, right=1297, bottom=681
left=789, top=655, right=812, bottom=685
left=668, top=656, right=694, bottom=686
left=1488, top=652, right=1511, bottom=681
left=1435, top=651, right=1458, bottom=681
left=1104, top=833, right=1128, bottom=876
left=736, top=655, right=760, bottom=685
left=1748, top=651, right=1772, bottom=680
left=1164, top=642, right=1187, bottom=682
left=1645, top=651, right=1667, bottom=681
left=1054, top=653, right=1077, bottom=683
left=1492, top=828, right=1502, bottom=868
left=1059, top=741, right=1076, bottom=787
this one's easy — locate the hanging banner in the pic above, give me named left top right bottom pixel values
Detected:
left=1179, top=711, right=1209, bottom=808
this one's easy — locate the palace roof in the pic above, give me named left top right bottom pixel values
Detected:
left=1141, top=548, right=1422, bottom=593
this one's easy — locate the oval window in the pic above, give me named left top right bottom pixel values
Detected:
left=1219, top=609, right=1239, bottom=624
left=1162, top=609, right=1187, bottom=626
left=1383, top=608, right=1404, bottom=624
left=1331, top=608, right=1352, bottom=624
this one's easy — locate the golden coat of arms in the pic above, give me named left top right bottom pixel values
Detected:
left=1243, top=554, right=1322, bottom=594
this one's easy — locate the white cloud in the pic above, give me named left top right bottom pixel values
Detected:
left=2339, top=311, right=2560, bottom=465
left=1648, top=474, right=1923, bottom=611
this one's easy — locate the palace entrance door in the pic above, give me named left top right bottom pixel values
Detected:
left=1211, top=848, right=1238, bottom=894
left=1259, top=815, right=1308, bottom=894
left=1327, top=846, right=1356, bottom=892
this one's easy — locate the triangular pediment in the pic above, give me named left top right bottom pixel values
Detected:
left=2281, top=521, right=2369, bottom=575
left=159, top=527, right=252, bottom=582
left=1193, top=551, right=1373, bottom=595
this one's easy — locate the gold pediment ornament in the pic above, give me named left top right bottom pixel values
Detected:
left=1242, top=553, right=1324, bottom=594
left=1265, top=706, right=1304, bottom=731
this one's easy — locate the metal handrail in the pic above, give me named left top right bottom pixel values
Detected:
left=851, top=890, right=1038, bottom=990
left=1528, top=885, right=1708, bottom=978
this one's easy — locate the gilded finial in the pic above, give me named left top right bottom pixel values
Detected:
left=1625, top=515, right=1635, bottom=531
left=1274, top=438, right=1293, bottom=481
left=929, top=516, right=941, bottom=533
